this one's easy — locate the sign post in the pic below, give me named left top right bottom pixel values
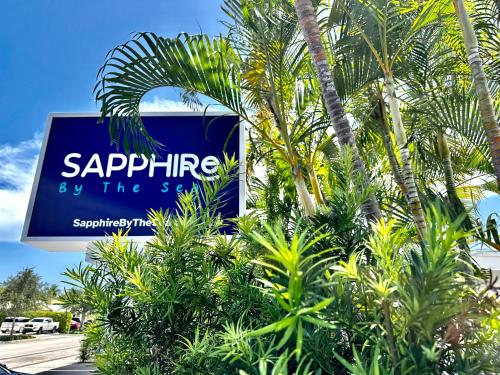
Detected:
left=22, top=112, right=244, bottom=251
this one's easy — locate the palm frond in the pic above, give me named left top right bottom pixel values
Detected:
left=95, top=32, right=244, bottom=155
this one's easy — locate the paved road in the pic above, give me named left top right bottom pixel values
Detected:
left=0, top=334, right=83, bottom=374
left=38, top=363, right=95, bottom=374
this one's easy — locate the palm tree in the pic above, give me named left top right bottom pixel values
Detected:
left=294, top=0, right=382, bottom=222
left=452, top=0, right=500, bottom=190
left=370, top=83, right=406, bottom=195
left=397, top=20, right=493, bottom=231
left=435, top=132, right=470, bottom=225
left=95, top=0, right=326, bottom=216
left=326, top=0, right=453, bottom=240
left=46, top=284, right=60, bottom=303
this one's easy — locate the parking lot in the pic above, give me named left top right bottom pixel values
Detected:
left=0, top=333, right=88, bottom=374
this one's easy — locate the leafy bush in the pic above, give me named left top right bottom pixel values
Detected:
left=25, top=310, right=72, bottom=333
left=61, top=157, right=499, bottom=374
left=332, top=210, right=500, bottom=373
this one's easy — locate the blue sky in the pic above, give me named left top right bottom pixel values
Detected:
left=0, top=0, right=226, bottom=285
left=0, top=0, right=498, bottom=286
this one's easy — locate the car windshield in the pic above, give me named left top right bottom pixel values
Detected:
left=15, top=318, right=28, bottom=322
left=2, top=319, right=13, bottom=323
left=31, top=318, right=44, bottom=322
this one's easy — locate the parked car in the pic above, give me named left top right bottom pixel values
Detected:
left=0, top=317, right=30, bottom=334
left=0, top=362, right=28, bottom=374
left=70, top=318, right=81, bottom=330
left=22, top=318, right=59, bottom=334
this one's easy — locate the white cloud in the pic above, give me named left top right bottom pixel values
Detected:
left=0, top=134, right=42, bottom=242
left=139, top=97, right=193, bottom=112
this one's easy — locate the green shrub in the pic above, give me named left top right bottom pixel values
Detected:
left=0, top=334, right=35, bottom=342
left=0, top=310, right=6, bottom=323
left=25, top=310, right=72, bottom=333
left=60, top=159, right=500, bottom=374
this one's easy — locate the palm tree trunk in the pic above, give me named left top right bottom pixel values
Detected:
left=294, top=0, right=382, bottom=222
left=292, top=163, right=317, bottom=216
left=437, top=132, right=473, bottom=231
left=384, top=73, right=427, bottom=240
left=453, top=0, right=500, bottom=190
left=373, top=86, right=407, bottom=195
left=266, top=97, right=318, bottom=217
left=306, top=161, right=326, bottom=205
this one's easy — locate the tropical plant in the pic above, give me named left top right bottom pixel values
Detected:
left=59, top=287, right=93, bottom=329
left=61, top=159, right=261, bottom=373
left=95, top=0, right=303, bottom=216
left=333, top=209, right=500, bottom=373
left=294, top=0, right=382, bottom=222
left=326, top=0, right=460, bottom=240
left=452, top=0, right=500, bottom=190
left=62, top=153, right=499, bottom=374
left=93, top=0, right=389, bottom=221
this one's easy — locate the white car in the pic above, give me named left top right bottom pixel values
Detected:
left=0, top=317, right=30, bottom=334
left=22, top=318, right=59, bottom=334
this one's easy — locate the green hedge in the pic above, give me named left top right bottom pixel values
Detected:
left=0, top=310, right=72, bottom=333
left=0, top=334, right=35, bottom=342
left=25, top=311, right=72, bottom=333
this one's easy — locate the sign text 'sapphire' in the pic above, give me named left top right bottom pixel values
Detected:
left=61, top=153, right=220, bottom=180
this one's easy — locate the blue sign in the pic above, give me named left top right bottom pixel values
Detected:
left=22, top=113, right=243, bottom=251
